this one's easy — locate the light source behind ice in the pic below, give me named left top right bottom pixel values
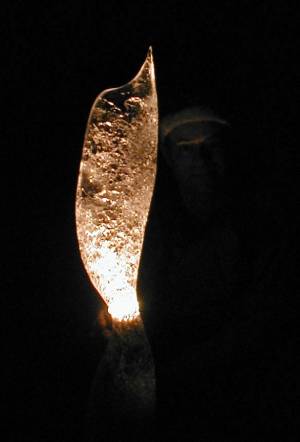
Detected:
left=76, top=48, right=158, bottom=320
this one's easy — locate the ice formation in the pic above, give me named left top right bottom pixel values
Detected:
left=76, top=48, right=158, bottom=320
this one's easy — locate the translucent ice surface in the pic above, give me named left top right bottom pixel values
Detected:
left=76, top=48, right=158, bottom=320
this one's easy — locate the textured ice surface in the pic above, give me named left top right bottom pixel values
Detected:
left=76, top=49, right=158, bottom=320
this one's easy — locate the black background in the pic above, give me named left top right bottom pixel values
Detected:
left=3, top=2, right=297, bottom=441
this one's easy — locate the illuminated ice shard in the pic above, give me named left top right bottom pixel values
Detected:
left=76, top=48, right=158, bottom=320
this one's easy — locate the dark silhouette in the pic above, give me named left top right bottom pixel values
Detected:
left=137, top=108, right=297, bottom=441
left=85, top=310, right=156, bottom=442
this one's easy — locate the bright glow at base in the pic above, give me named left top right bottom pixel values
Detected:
left=76, top=48, right=158, bottom=321
left=89, top=246, right=139, bottom=320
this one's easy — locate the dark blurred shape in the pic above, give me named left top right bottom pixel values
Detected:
left=137, top=108, right=297, bottom=441
left=85, top=316, right=156, bottom=442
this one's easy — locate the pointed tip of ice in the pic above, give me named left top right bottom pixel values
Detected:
left=146, top=46, right=155, bottom=81
left=130, top=46, right=155, bottom=85
left=145, top=46, right=154, bottom=68
left=98, top=46, right=156, bottom=100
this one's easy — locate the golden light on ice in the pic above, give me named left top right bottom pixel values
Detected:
left=76, top=48, right=158, bottom=321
